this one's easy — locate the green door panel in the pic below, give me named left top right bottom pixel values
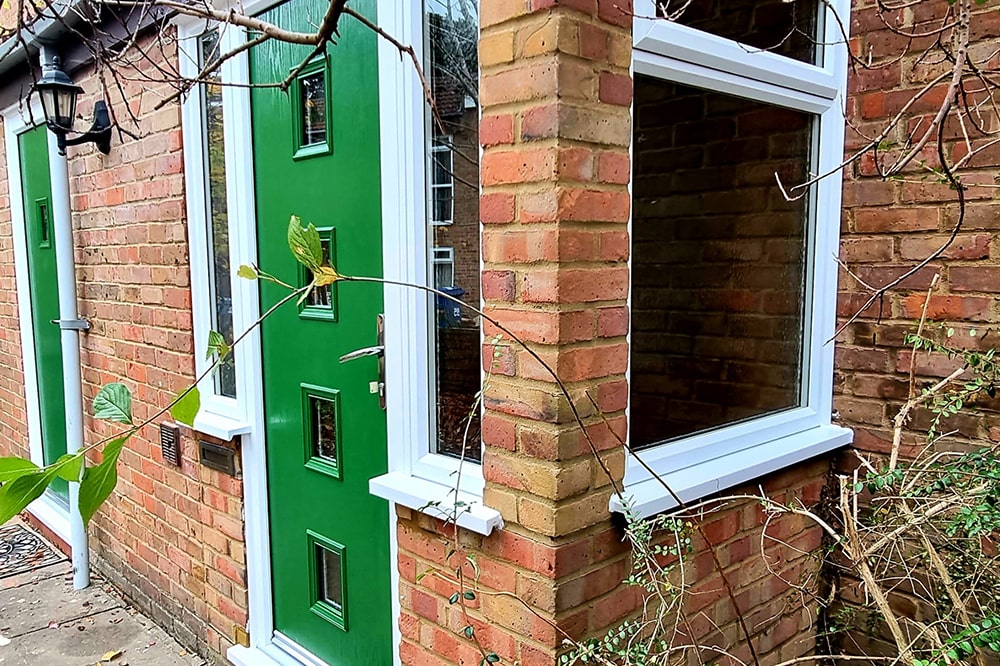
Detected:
left=249, top=1, right=392, bottom=663
left=18, top=126, right=68, bottom=500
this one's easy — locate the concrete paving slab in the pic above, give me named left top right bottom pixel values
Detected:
left=0, top=606, right=204, bottom=666
left=0, top=573, right=123, bottom=638
left=0, top=561, right=71, bottom=592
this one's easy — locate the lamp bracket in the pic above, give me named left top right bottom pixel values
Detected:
left=54, top=100, right=112, bottom=156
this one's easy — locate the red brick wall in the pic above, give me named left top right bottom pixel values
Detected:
left=836, top=0, right=1000, bottom=463
left=833, top=0, right=1000, bottom=654
left=395, top=2, right=836, bottom=665
left=0, top=34, right=248, bottom=662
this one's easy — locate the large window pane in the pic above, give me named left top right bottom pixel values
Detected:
left=657, top=0, right=820, bottom=65
left=630, top=75, right=813, bottom=449
left=199, top=30, right=236, bottom=398
left=427, top=0, right=481, bottom=462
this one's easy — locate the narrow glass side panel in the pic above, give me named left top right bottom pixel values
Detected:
left=199, top=28, right=237, bottom=398
left=427, top=0, right=483, bottom=462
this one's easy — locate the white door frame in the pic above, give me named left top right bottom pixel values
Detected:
left=222, top=1, right=411, bottom=664
left=2, top=100, right=73, bottom=542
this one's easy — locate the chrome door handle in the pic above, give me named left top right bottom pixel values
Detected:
left=339, top=314, right=386, bottom=409
left=338, top=345, right=384, bottom=363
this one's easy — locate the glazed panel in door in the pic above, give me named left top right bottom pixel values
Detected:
left=18, top=125, right=68, bottom=500
left=249, top=0, right=392, bottom=663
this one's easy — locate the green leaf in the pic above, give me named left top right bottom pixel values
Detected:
left=0, top=457, right=41, bottom=484
left=93, top=383, right=133, bottom=424
left=0, top=469, right=57, bottom=524
left=463, top=625, right=474, bottom=639
left=78, top=437, right=127, bottom=526
left=463, top=591, right=476, bottom=600
left=449, top=592, right=460, bottom=604
left=51, top=453, right=84, bottom=483
left=170, top=387, right=201, bottom=427
left=237, top=264, right=259, bottom=280
left=287, top=216, right=323, bottom=271
left=206, top=330, right=230, bottom=362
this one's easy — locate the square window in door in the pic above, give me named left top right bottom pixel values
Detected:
left=298, top=227, right=339, bottom=322
left=307, top=531, right=348, bottom=631
left=291, top=57, right=333, bottom=160
left=302, top=384, right=342, bottom=479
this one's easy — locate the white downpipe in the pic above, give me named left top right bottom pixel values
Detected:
left=40, top=45, right=90, bottom=590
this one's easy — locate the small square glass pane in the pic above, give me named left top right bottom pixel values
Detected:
left=301, top=71, right=327, bottom=147
left=307, top=239, right=333, bottom=308
left=311, top=395, right=338, bottom=464
left=316, top=543, right=343, bottom=612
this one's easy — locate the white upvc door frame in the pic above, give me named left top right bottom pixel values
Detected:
left=2, top=99, right=73, bottom=543
left=198, top=1, right=410, bottom=665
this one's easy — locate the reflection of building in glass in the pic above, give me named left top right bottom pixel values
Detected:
left=427, top=2, right=482, bottom=461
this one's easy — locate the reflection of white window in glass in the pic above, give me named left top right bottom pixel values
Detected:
left=198, top=29, right=236, bottom=399
left=432, top=247, right=455, bottom=289
left=430, top=137, right=454, bottom=225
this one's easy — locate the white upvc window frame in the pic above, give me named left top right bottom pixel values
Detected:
left=369, top=0, right=500, bottom=537
left=429, top=135, right=455, bottom=225
left=178, top=21, right=254, bottom=440
left=432, top=246, right=455, bottom=288
left=619, top=0, right=855, bottom=518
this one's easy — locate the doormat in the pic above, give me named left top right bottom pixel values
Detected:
left=0, top=524, right=64, bottom=578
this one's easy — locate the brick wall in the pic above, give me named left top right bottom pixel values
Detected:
left=0, top=34, right=247, bottom=663
left=836, top=0, right=1000, bottom=476
left=834, top=0, right=1000, bottom=656
left=394, top=2, right=838, bottom=665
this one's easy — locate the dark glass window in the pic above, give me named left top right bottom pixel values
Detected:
left=657, top=0, right=819, bottom=64
left=301, top=70, right=327, bottom=147
left=630, top=74, right=813, bottom=448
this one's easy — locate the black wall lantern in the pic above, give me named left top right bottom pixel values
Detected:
left=35, top=56, right=112, bottom=156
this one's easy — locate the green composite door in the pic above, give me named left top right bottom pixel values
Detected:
left=18, top=126, right=68, bottom=501
left=249, top=1, right=392, bottom=663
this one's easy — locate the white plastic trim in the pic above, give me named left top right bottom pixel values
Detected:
left=192, top=410, right=252, bottom=441
left=370, top=472, right=504, bottom=536
left=611, top=425, right=854, bottom=518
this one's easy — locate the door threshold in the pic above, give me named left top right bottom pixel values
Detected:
left=228, top=633, right=328, bottom=666
left=27, top=490, right=71, bottom=545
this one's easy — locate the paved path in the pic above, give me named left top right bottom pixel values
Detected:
left=0, top=521, right=205, bottom=666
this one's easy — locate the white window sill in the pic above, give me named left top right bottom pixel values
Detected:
left=192, top=410, right=252, bottom=441
left=369, top=472, right=504, bottom=536
left=611, top=424, right=853, bottom=519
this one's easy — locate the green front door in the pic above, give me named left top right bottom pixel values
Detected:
left=249, top=1, right=392, bottom=663
left=18, top=126, right=68, bottom=501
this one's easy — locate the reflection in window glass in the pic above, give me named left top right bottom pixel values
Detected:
left=301, top=70, right=327, bottom=147
left=199, top=29, right=236, bottom=399
left=307, top=237, right=333, bottom=308
left=427, top=0, right=481, bottom=462
left=311, top=395, right=338, bottom=465
left=316, top=543, right=343, bottom=612
left=630, top=75, right=813, bottom=448
left=656, top=0, right=819, bottom=64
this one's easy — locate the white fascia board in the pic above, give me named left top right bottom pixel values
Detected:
left=611, top=424, right=854, bottom=518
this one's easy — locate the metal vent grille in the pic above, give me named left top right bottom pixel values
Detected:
left=160, top=423, right=181, bottom=466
